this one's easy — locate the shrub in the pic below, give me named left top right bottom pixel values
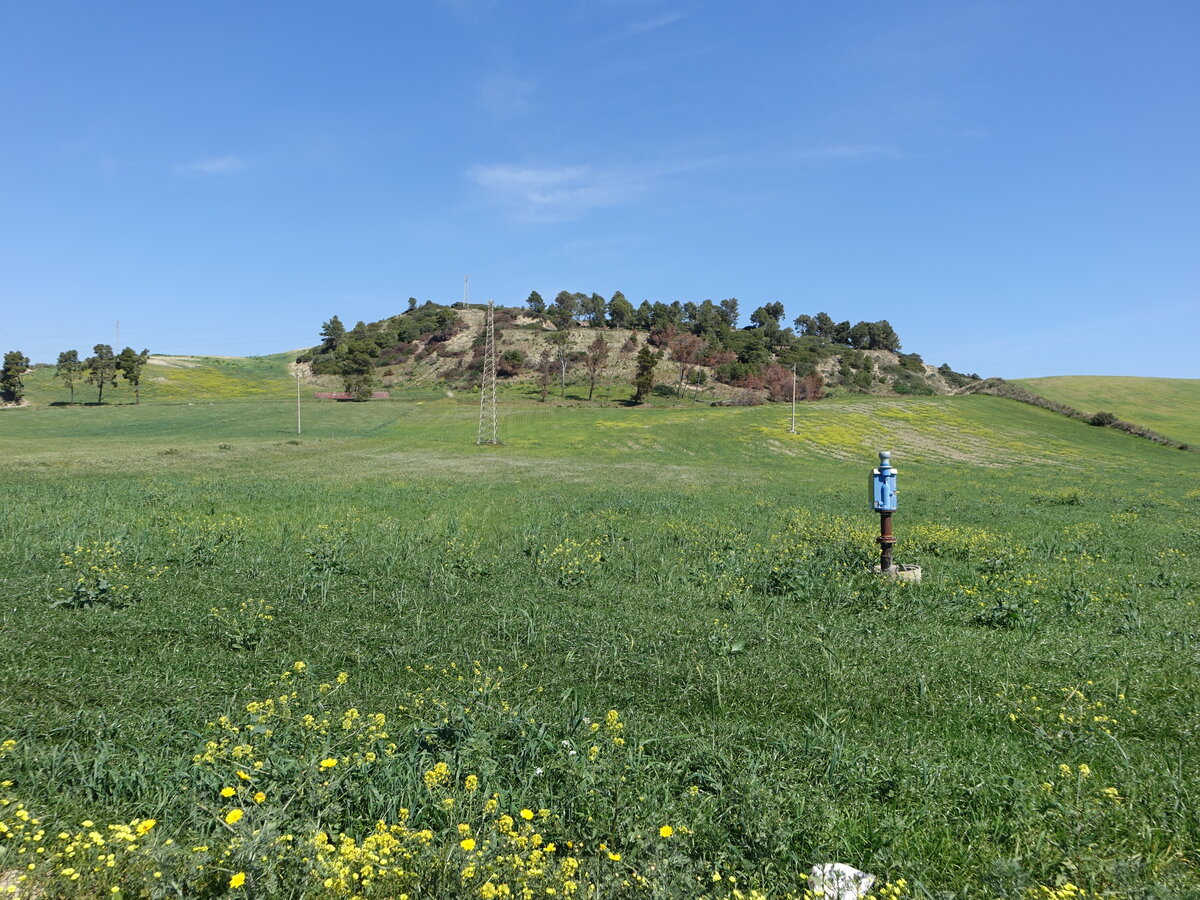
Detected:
left=498, top=350, right=525, bottom=377
left=892, top=371, right=935, bottom=395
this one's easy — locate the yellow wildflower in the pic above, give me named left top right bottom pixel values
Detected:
left=224, top=809, right=243, bottom=825
left=659, top=825, right=673, bottom=838
left=230, top=871, right=246, bottom=888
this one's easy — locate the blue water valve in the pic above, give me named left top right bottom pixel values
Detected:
left=871, top=450, right=897, bottom=511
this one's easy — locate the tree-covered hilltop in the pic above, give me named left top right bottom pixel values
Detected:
left=300, top=292, right=980, bottom=401
left=296, top=303, right=464, bottom=399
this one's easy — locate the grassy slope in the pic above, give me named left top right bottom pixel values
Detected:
left=1016, top=375, right=1200, bottom=445
left=20, top=352, right=303, bottom=408
left=1, top=394, right=1198, bottom=896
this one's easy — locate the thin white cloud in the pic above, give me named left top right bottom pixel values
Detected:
left=468, top=164, right=636, bottom=222
left=627, top=10, right=685, bottom=35
left=468, top=155, right=725, bottom=223
left=172, top=155, right=248, bottom=176
left=795, top=144, right=902, bottom=161
left=478, top=72, right=533, bottom=118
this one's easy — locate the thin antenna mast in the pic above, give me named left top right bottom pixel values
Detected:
left=477, top=298, right=499, bottom=445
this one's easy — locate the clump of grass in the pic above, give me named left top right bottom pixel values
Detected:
left=50, top=540, right=165, bottom=609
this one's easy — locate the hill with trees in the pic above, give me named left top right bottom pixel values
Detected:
left=296, top=292, right=980, bottom=404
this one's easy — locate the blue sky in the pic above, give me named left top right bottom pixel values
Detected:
left=2, top=1, right=1196, bottom=378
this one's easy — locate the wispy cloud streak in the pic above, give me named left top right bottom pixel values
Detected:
left=793, top=144, right=902, bottom=161
left=478, top=72, right=533, bottom=118
left=172, top=155, right=248, bottom=176
left=468, top=155, right=721, bottom=223
left=627, top=11, right=686, bottom=35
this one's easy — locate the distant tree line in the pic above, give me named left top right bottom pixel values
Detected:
left=521, top=291, right=916, bottom=394
left=5, top=344, right=152, bottom=405
left=306, top=292, right=976, bottom=404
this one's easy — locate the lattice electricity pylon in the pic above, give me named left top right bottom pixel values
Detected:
left=477, top=298, right=499, bottom=445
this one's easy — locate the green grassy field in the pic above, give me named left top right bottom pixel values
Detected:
left=1016, top=376, right=1200, bottom=447
left=20, top=352, right=304, bottom=409
left=1, top=391, right=1197, bottom=899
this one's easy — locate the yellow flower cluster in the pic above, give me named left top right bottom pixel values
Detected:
left=192, top=664, right=398, bottom=774
left=0, top=764, right=164, bottom=898
left=905, top=522, right=1012, bottom=560
left=423, top=761, right=452, bottom=790
left=1028, top=883, right=1087, bottom=899
left=541, top=537, right=607, bottom=587
left=54, top=540, right=166, bottom=608
left=1003, top=683, right=1136, bottom=740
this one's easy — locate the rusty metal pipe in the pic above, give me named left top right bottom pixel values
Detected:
left=878, top=511, right=896, bottom=571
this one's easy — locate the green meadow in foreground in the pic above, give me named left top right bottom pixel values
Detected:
left=1016, top=376, right=1200, bottom=447
left=1, top=392, right=1197, bottom=899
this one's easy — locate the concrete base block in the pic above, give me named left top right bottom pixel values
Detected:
left=872, top=564, right=922, bottom=583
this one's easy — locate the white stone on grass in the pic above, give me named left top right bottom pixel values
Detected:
left=810, top=862, right=876, bottom=900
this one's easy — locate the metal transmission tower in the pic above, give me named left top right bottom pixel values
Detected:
left=477, top=298, right=499, bottom=445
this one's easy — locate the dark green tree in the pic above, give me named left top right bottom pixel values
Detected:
left=84, top=344, right=118, bottom=403
left=582, top=293, right=607, bottom=327
left=693, top=300, right=732, bottom=342
left=116, top=347, right=150, bottom=404
left=813, top=312, right=836, bottom=338
left=607, top=292, right=635, bottom=328
left=847, top=321, right=871, bottom=349
left=526, top=291, right=546, bottom=317
left=339, top=337, right=380, bottom=401
left=547, top=291, right=578, bottom=330
left=793, top=314, right=816, bottom=335
left=1, top=350, right=30, bottom=404
left=649, top=302, right=672, bottom=329
left=632, top=344, right=658, bottom=403
left=320, top=316, right=346, bottom=351
left=866, top=320, right=901, bottom=351
left=749, top=302, right=785, bottom=330
left=719, top=298, right=740, bottom=328
left=55, top=349, right=83, bottom=402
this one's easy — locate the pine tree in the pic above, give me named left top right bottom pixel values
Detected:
left=1, top=350, right=30, bottom=403
left=116, top=347, right=150, bottom=404
left=84, top=344, right=118, bottom=403
left=632, top=345, right=658, bottom=403
left=55, top=350, right=83, bottom=402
